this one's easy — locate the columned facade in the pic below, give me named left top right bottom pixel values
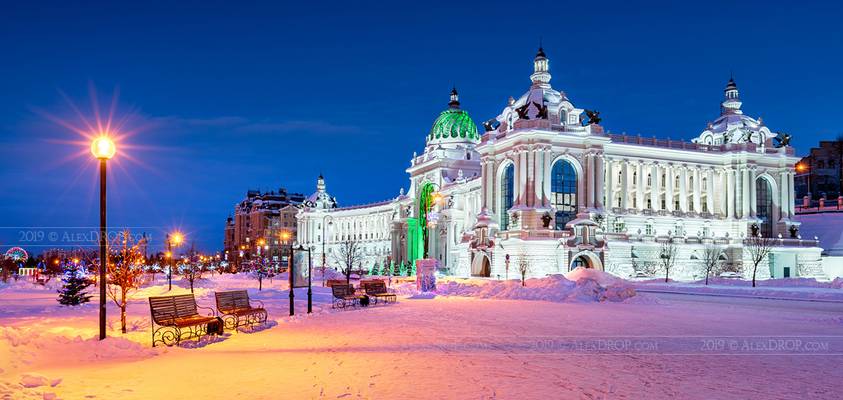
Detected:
left=297, top=48, right=822, bottom=281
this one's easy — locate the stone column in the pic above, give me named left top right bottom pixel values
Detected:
left=788, top=170, right=796, bottom=217
left=651, top=163, right=661, bottom=211
left=719, top=169, right=728, bottom=217
left=679, top=166, right=688, bottom=212
left=528, top=148, right=536, bottom=207
left=749, top=168, right=757, bottom=217
left=489, top=159, right=497, bottom=213
left=620, top=160, right=629, bottom=210
left=692, top=167, right=702, bottom=213
left=595, top=153, right=605, bottom=209
left=534, top=148, right=544, bottom=208
left=727, top=169, right=736, bottom=219
left=779, top=169, right=788, bottom=220
left=605, top=158, right=615, bottom=210
left=512, top=151, right=521, bottom=207
left=481, top=159, right=489, bottom=209
left=741, top=168, right=750, bottom=218
left=706, top=168, right=715, bottom=215
left=635, top=161, right=645, bottom=211
left=665, top=164, right=675, bottom=212
left=586, top=153, right=596, bottom=209
left=543, top=148, right=553, bottom=207
left=520, top=150, right=528, bottom=206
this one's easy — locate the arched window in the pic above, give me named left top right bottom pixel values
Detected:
left=756, top=178, right=773, bottom=237
left=501, top=163, right=515, bottom=230
left=551, top=160, right=578, bottom=229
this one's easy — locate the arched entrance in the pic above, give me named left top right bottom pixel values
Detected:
left=571, top=256, right=590, bottom=269
left=569, top=251, right=603, bottom=271
left=471, top=252, right=491, bottom=277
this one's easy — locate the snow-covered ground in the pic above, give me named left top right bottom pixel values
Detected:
left=1, top=271, right=842, bottom=399
left=634, top=276, right=843, bottom=302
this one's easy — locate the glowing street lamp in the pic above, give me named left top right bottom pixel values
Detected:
left=166, top=231, right=184, bottom=291
left=91, top=135, right=115, bottom=341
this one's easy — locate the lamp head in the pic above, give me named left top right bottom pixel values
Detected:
left=170, top=232, right=184, bottom=246
left=91, top=136, right=116, bottom=160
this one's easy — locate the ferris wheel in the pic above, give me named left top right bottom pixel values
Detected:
left=4, top=247, right=28, bottom=262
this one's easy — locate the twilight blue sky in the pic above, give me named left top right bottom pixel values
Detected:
left=1, top=1, right=841, bottom=253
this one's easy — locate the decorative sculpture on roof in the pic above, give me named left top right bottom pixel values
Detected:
left=532, top=101, right=549, bottom=119
left=515, top=103, right=530, bottom=120
left=774, top=133, right=792, bottom=148
left=584, top=109, right=601, bottom=125
left=482, top=118, right=500, bottom=132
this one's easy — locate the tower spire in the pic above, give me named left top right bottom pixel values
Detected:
left=721, top=75, right=742, bottom=115
left=531, top=46, right=550, bottom=87
left=448, top=86, right=460, bottom=108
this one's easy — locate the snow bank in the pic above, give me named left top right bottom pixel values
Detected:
left=564, top=266, right=628, bottom=287
left=399, top=270, right=636, bottom=303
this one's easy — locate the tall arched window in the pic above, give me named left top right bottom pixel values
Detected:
left=501, top=163, right=515, bottom=230
left=756, top=178, right=773, bottom=237
left=551, top=159, right=578, bottom=229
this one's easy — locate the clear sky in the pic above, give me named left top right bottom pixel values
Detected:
left=1, top=0, right=841, bottom=253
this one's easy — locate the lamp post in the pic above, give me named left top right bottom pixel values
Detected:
left=321, top=214, right=333, bottom=286
left=91, top=136, right=115, bottom=341
left=166, top=231, right=183, bottom=291
left=279, top=230, right=291, bottom=271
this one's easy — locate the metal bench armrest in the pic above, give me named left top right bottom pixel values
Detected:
left=197, top=304, right=216, bottom=317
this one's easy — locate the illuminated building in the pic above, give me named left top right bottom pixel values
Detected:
left=298, top=48, right=823, bottom=280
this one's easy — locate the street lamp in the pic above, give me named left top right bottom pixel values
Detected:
left=166, top=231, right=184, bottom=291
left=91, top=135, right=115, bottom=341
left=279, top=230, right=291, bottom=271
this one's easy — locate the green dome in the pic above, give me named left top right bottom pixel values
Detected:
left=428, top=108, right=479, bottom=143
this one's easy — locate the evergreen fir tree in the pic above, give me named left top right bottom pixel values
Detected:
left=57, top=262, right=93, bottom=306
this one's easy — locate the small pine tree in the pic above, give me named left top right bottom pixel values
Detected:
left=57, top=262, right=93, bottom=306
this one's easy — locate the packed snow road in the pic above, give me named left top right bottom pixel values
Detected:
left=2, top=279, right=842, bottom=399
left=645, top=290, right=843, bottom=314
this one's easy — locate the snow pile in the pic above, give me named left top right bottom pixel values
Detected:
left=565, top=266, right=629, bottom=287
left=412, top=269, right=636, bottom=303
left=0, top=278, right=61, bottom=292
left=0, top=326, right=158, bottom=362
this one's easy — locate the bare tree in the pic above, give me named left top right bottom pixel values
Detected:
left=698, top=245, right=725, bottom=285
left=251, top=259, right=274, bottom=291
left=745, top=233, right=774, bottom=287
left=659, top=236, right=678, bottom=283
left=332, top=240, right=363, bottom=285
left=106, top=230, right=146, bottom=334
left=517, top=250, right=530, bottom=287
left=0, top=258, right=15, bottom=283
left=179, top=256, right=203, bottom=293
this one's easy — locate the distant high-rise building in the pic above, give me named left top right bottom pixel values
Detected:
left=223, top=187, right=307, bottom=268
left=794, top=139, right=843, bottom=201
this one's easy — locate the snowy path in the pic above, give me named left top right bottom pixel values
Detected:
left=2, top=282, right=842, bottom=400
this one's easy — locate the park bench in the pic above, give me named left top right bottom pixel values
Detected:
left=326, top=279, right=350, bottom=288
left=215, top=290, right=268, bottom=330
left=362, top=280, right=397, bottom=304
left=148, top=294, right=218, bottom=347
left=331, top=284, right=363, bottom=309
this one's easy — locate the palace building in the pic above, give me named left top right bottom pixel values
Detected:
left=297, top=48, right=824, bottom=280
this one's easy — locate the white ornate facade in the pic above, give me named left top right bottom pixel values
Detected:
left=298, top=48, right=824, bottom=281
